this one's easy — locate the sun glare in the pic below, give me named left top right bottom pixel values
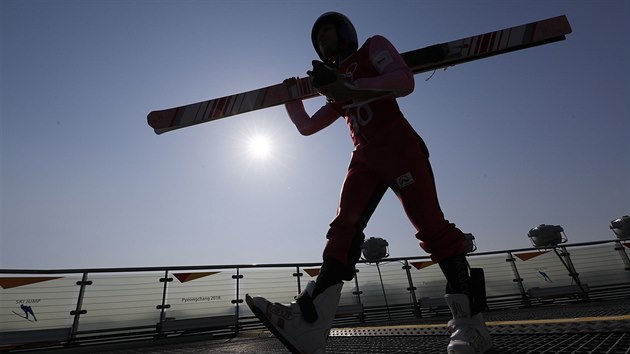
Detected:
left=247, top=134, right=273, bottom=160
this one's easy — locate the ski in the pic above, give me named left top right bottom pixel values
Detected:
left=148, top=15, right=571, bottom=135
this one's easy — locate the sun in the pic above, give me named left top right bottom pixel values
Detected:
left=247, top=134, right=273, bottom=160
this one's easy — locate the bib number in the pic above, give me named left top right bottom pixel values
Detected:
left=347, top=105, right=374, bottom=138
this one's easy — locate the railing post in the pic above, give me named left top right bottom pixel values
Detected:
left=614, top=240, right=630, bottom=271
left=506, top=251, right=530, bottom=306
left=352, top=268, right=364, bottom=322
left=156, top=270, right=172, bottom=336
left=232, top=267, right=243, bottom=333
left=402, top=260, right=420, bottom=317
left=352, top=268, right=362, bottom=304
left=375, top=262, right=392, bottom=321
left=293, top=266, right=303, bottom=296
left=554, top=246, right=589, bottom=299
left=70, top=272, right=91, bottom=343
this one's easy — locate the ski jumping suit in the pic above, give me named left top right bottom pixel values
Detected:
left=287, top=35, right=468, bottom=279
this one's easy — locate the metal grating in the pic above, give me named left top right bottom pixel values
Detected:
left=330, top=318, right=630, bottom=337
left=326, top=334, right=630, bottom=354
left=62, top=333, right=630, bottom=354
left=23, top=310, right=630, bottom=353
left=489, top=333, right=630, bottom=354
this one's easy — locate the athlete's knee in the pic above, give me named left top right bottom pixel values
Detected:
left=322, top=256, right=357, bottom=282
left=324, top=224, right=365, bottom=268
left=416, top=221, right=467, bottom=262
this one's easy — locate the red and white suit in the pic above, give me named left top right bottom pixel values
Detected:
left=286, top=35, right=467, bottom=268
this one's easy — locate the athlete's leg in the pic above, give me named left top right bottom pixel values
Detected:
left=389, top=134, right=491, bottom=353
left=388, top=134, right=467, bottom=263
left=388, top=136, right=483, bottom=300
left=246, top=154, right=387, bottom=354
left=315, top=155, right=388, bottom=297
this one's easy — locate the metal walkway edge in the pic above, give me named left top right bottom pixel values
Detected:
left=331, top=315, right=630, bottom=336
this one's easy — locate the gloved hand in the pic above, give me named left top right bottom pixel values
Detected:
left=307, top=60, right=338, bottom=88
left=307, top=60, right=354, bottom=102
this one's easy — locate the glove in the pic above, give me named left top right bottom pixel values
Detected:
left=307, top=60, right=338, bottom=88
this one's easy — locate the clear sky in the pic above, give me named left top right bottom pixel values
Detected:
left=1, top=0, right=628, bottom=270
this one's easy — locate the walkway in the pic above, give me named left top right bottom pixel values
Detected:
left=43, top=298, right=630, bottom=354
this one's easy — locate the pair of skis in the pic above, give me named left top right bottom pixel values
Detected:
left=147, top=15, right=571, bottom=135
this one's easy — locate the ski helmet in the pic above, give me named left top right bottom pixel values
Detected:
left=311, top=12, right=358, bottom=63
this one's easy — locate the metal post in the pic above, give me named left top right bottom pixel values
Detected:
left=157, top=270, right=172, bottom=336
left=293, top=266, right=303, bottom=296
left=70, top=272, right=91, bottom=343
left=376, top=262, right=392, bottom=321
left=403, top=260, right=420, bottom=317
left=506, top=251, right=530, bottom=306
left=614, top=240, right=630, bottom=271
left=232, top=268, right=243, bottom=333
left=353, top=268, right=362, bottom=304
left=352, top=268, right=365, bottom=322
left=554, top=246, right=589, bottom=299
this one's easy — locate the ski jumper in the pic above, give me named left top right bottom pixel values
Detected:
left=287, top=35, right=467, bottom=270
left=255, top=15, right=492, bottom=353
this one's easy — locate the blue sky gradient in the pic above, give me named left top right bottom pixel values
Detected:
left=1, top=0, right=628, bottom=269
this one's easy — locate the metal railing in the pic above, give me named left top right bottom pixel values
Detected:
left=1, top=238, right=629, bottom=351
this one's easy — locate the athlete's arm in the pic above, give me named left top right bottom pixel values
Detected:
left=352, top=35, right=414, bottom=97
left=285, top=100, right=340, bottom=136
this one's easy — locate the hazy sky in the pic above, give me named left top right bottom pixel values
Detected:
left=1, top=0, right=628, bottom=269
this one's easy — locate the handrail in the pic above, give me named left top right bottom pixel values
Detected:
left=1, top=237, right=627, bottom=274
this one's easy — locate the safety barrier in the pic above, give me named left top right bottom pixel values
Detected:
left=1, top=238, right=629, bottom=351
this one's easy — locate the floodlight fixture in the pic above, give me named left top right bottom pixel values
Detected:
left=463, top=233, right=477, bottom=253
left=361, top=237, right=389, bottom=263
left=610, top=215, right=630, bottom=239
left=527, top=224, right=567, bottom=248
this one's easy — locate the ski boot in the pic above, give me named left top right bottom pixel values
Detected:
left=445, top=293, right=492, bottom=354
left=246, top=281, right=342, bottom=354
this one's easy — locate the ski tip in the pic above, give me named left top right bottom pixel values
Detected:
left=534, top=15, right=572, bottom=42
left=559, top=14, right=572, bottom=34
left=147, top=108, right=177, bottom=131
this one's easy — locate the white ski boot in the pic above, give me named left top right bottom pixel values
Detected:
left=445, top=294, right=492, bottom=354
left=246, top=281, right=342, bottom=354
